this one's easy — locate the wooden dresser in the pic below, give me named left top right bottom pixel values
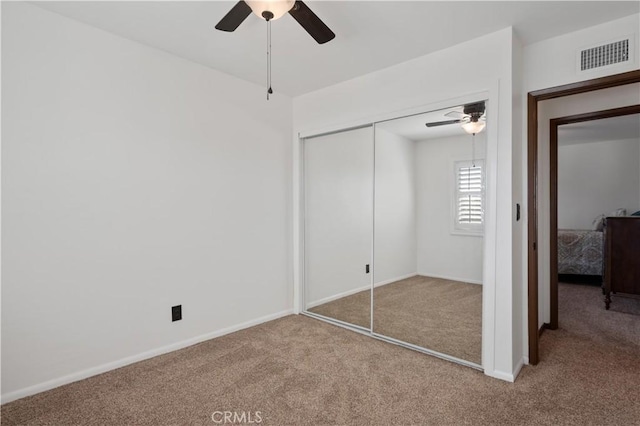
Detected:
left=604, top=217, right=640, bottom=309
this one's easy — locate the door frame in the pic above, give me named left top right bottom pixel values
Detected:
left=527, top=69, right=640, bottom=365
left=549, top=104, right=640, bottom=330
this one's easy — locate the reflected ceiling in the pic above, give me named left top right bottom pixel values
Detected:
left=559, top=113, right=640, bottom=146
left=377, top=105, right=480, bottom=141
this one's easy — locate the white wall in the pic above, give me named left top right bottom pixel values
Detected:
left=524, top=14, right=640, bottom=93
left=303, top=127, right=373, bottom=306
left=511, top=33, right=525, bottom=371
left=373, top=128, right=416, bottom=285
left=415, top=134, right=485, bottom=284
left=293, top=27, right=517, bottom=381
left=558, top=138, right=640, bottom=229
left=521, top=13, right=640, bottom=354
left=1, top=2, right=293, bottom=401
left=305, top=127, right=416, bottom=306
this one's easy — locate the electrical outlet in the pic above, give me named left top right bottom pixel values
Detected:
left=172, top=305, right=182, bottom=322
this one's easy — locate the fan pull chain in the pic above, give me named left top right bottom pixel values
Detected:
left=472, top=132, right=476, bottom=168
left=266, top=19, right=273, bottom=100
left=468, top=155, right=472, bottom=223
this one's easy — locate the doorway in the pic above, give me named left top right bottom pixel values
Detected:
left=527, top=69, right=640, bottom=365
left=550, top=105, right=640, bottom=330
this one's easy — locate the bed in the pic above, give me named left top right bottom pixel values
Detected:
left=558, top=229, right=603, bottom=276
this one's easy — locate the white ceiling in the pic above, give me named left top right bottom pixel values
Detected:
left=559, top=113, right=640, bottom=146
left=33, top=1, right=640, bottom=97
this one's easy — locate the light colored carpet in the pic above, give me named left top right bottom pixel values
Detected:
left=2, top=283, right=639, bottom=425
left=308, top=289, right=371, bottom=329
left=373, top=276, right=482, bottom=363
left=309, top=276, right=482, bottom=364
left=558, top=282, right=640, bottom=354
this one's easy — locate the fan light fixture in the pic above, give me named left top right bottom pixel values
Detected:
left=215, top=0, right=335, bottom=100
left=462, top=120, right=486, bottom=135
left=246, top=0, right=295, bottom=21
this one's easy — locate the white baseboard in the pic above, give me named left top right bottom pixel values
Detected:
left=306, top=285, right=370, bottom=308
left=523, top=356, right=530, bottom=365
left=306, top=273, right=418, bottom=309
left=483, top=357, right=525, bottom=383
left=373, top=272, right=417, bottom=287
left=1, top=309, right=294, bottom=404
left=484, top=368, right=516, bottom=382
left=512, top=357, right=525, bottom=380
left=417, top=272, right=482, bottom=285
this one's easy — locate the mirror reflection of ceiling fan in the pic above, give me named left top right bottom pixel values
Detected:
left=425, top=101, right=487, bottom=134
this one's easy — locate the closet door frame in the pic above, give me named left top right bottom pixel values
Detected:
left=295, top=90, right=494, bottom=374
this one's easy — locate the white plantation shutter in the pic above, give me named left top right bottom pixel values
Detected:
left=454, top=160, right=484, bottom=233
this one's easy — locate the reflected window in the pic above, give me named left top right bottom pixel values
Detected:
left=454, top=159, right=484, bottom=235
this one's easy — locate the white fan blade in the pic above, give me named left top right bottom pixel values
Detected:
left=445, top=111, right=467, bottom=119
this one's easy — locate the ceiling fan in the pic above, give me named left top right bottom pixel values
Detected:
left=425, top=101, right=487, bottom=134
left=215, top=1, right=335, bottom=44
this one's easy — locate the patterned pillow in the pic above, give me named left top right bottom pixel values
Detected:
left=607, top=208, right=627, bottom=217
left=592, top=214, right=605, bottom=231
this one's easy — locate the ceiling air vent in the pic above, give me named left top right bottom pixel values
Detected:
left=579, top=39, right=630, bottom=71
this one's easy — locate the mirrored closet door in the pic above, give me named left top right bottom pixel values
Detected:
left=373, top=103, right=486, bottom=365
left=302, top=101, right=486, bottom=368
left=303, top=126, right=374, bottom=330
